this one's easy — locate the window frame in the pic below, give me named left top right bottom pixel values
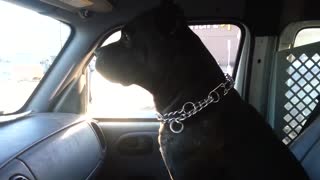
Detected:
left=279, top=21, right=320, bottom=51
left=187, top=20, right=246, bottom=79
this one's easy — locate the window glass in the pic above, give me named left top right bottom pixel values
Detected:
left=190, top=24, right=241, bottom=75
left=0, top=1, right=71, bottom=114
left=88, top=24, right=241, bottom=118
left=294, top=28, right=320, bottom=47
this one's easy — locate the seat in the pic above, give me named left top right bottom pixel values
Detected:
left=290, top=114, right=320, bottom=180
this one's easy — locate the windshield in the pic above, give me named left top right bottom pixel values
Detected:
left=0, top=1, right=71, bottom=114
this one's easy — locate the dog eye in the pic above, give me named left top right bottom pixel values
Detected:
left=122, top=32, right=130, bottom=41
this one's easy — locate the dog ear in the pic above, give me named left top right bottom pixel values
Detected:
left=156, top=1, right=186, bottom=36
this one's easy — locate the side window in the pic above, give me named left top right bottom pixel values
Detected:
left=294, top=28, right=320, bottom=47
left=0, top=1, right=71, bottom=114
left=87, top=24, right=242, bottom=118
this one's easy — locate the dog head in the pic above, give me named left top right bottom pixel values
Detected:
left=95, top=1, right=224, bottom=94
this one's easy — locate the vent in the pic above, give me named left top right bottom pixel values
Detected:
left=10, top=175, right=29, bottom=180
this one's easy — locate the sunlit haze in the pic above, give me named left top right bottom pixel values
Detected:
left=0, top=1, right=70, bottom=113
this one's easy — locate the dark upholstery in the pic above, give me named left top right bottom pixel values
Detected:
left=290, top=115, right=320, bottom=180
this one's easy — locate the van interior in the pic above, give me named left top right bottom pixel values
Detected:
left=1, top=0, right=320, bottom=179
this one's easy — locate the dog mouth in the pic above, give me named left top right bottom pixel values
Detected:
left=94, top=42, right=140, bottom=86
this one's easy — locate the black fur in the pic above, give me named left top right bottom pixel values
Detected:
left=94, top=3, right=309, bottom=180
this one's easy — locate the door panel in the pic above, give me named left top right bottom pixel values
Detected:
left=96, top=120, right=170, bottom=180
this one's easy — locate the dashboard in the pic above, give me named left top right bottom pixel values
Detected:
left=0, top=113, right=106, bottom=180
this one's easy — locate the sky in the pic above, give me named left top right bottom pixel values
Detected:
left=0, top=1, right=70, bottom=64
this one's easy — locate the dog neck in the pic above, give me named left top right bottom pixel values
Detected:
left=144, top=68, right=227, bottom=115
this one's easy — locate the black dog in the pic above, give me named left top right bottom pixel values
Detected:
left=94, top=2, right=309, bottom=180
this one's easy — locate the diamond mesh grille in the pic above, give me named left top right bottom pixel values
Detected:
left=282, top=53, right=320, bottom=144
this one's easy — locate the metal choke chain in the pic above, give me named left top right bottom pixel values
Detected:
left=156, top=74, right=234, bottom=134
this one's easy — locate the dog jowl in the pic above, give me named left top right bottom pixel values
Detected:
left=94, top=2, right=309, bottom=180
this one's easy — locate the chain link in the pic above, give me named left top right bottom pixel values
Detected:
left=156, top=74, right=234, bottom=133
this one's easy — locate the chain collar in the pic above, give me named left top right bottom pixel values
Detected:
left=156, top=74, right=234, bottom=134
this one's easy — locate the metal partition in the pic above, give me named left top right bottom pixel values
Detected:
left=271, top=42, right=320, bottom=144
